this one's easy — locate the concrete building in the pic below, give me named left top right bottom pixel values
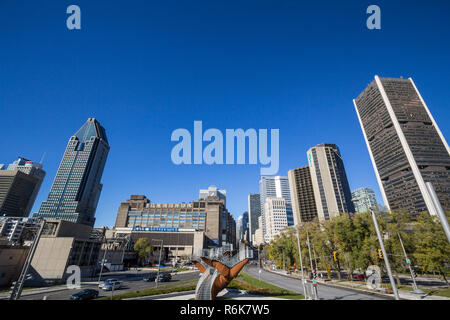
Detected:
left=263, top=197, right=288, bottom=243
left=351, top=188, right=378, bottom=213
left=259, top=176, right=294, bottom=240
left=247, top=194, right=261, bottom=246
left=354, top=76, right=450, bottom=217
left=30, top=220, right=101, bottom=282
left=307, top=144, right=354, bottom=221
left=253, top=216, right=264, bottom=246
left=0, top=217, right=41, bottom=244
left=0, top=158, right=45, bottom=217
left=288, top=166, right=318, bottom=224
left=34, top=118, right=109, bottom=227
left=0, top=243, right=29, bottom=287
left=114, top=194, right=236, bottom=256
left=199, top=185, right=226, bottom=206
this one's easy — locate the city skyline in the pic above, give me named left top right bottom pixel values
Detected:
left=1, top=2, right=449, bottom=227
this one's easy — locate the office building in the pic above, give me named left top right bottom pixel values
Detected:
left=288, top=166, right=318, bottom=224
left=114, top=194, right=236, bottom=256
left=236, top=212, right=249, bottom=243
left=34, top=118, right=109, bottom=226
left=0, top=158, right=46, bottom=217
left=354, top=76, right=450, bottom=217
left=259, top=176, right=294, bottom=240
left=307, top=144, right=354, bottom=221
left=253, top=216, right=264, bottom=246
left=263, top=197, right=288, bottom=243
left=199, top=185, right=226, bottom=206
left=352, top=188, right=378, bottom=213
left=247, top=194, right=261, bottom=245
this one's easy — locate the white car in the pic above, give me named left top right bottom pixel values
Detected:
left=101, top=280, right=123, bottom=291
left=98, top=278, right=119, bottom=288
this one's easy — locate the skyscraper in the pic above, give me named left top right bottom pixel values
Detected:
left=354, top=76, right=450, bottom=217
left=0, top=157, right=45, bottom=217
left=263, top=197, right=288, bottom=243
left=247, top=193, right=261, bottom=245
left=288, top=166, right=318, bottom=224
left=351, top=188, right=378, bottom=213
left=34, top=118, right=109, bottom=226
left=259, top=176, right=293, bottom=239
left=307, top=144, right=354, bottom=221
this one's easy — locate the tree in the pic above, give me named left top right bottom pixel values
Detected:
left=413, top=212, right=450, bottom=286
left=133, top=238, right=153, bottom=266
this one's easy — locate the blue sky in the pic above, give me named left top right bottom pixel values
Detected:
left=1, top=1, right=449, bottom=227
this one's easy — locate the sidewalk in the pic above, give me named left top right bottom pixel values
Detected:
left=266, top=268, right=450, bottom=301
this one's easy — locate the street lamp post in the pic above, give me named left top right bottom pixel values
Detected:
left=397, top=233, right=424, bottom=294
left=152, top=239, right=164, bottom=288
left=425, top=182, right=450, bottom=244
left=306, top=231, right=318, bottom=300
left=370, top=209, right=400, bottom=300
left=296, top=229, right=308, bottom=300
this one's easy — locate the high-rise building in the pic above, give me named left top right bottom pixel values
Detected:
left=351, top=188, right=378, bottom=213
left=259, top=176, right=294, bottom=239
left=288, top=166, right=318, bottom=224
left=307, top=144, right=354, bottom=221
left=199, top=186, right=226, bottom=206
left=354, top=76, right=450, bottom=217
left=34, top=118, right=109, bottom=226
left=263, top=197, right=288, bottom=243
left=0, top=157, right=45, bottom=217
left=247, top=194, right=261, bottom=245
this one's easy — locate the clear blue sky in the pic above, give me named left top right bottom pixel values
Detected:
left=1, top=1, right=449, bottom=227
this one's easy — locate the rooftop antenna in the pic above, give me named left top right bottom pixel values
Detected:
left=39, top=152, right=46, bottom=165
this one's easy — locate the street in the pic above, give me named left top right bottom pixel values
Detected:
left=244, top=265, right=390, bottom=300
left=17, top=270, right=200, bottom=300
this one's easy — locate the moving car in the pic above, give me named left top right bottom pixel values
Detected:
left=156, top=273, right=171, bottom=282
left=101, top=280, right=123, bottom=291
left=143, top=273, right=157, bottom=282
left=70, top=289, right=99, bottom=300
left=98, top=278, right=119, bottom=288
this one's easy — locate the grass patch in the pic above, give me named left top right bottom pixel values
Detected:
left=97, top=280, right=197, bottom=300
left=228, top=272, right=304, bottom=300
left=381, top=283, right=450, bottom=297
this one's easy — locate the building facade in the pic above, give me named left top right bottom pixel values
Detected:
left=259, top=176, right=293, bottom=240
left=199, top=185, right=226, bottom=206
left=351, top=188, right=378, bottom=213
left=247, top=193, right=261, bottom=246
left=307, top=144, right=354, bottom=221
left=114, top=195, right=236, bottom=249
left=263, top=197, right=288, bottom=243
left=34, top=118, right=109, bottom=226
left=0, top=158, right=45, bottom=217
left=354, top=76, right=450, bottom=217
left=288, top=166, right=318, bottom=225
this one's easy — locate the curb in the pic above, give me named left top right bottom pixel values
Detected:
left=123, top=290, right=196, bottom=300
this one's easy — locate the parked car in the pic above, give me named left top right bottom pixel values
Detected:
left=98, top=278, right=119, bottom=288
left=353, top=274, right=365, bottom=281
left=156, top=273, right=171, bottom=282
left=101, top=280, right=123, bottom=291
left=143, top=273, right=157, bottom=282
left=70, top=289, right=99, bottom=300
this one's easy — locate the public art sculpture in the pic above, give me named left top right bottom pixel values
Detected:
left=192, top=245, right=251, bottom=300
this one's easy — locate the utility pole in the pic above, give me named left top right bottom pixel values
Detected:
left=397, top=233, right=424, bottom=294
left=296, top=229, right=308, bottom=300
left=282, top=248, right=285, bottom=270
left=153, top=239, right=164, bottom=288
left=370, top=209, right=400, bottom=300
left=258, top=247, right=261, bottom=282
left=425, top=182, right=450, bottom=244
left=306, top=231, right=318, bottom=300
left=98, top=240, right=108, bottom=284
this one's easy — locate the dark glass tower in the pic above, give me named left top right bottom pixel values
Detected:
left=354, top=76, right=450, bottom=218
left=34, top=118, right=109, bottom=226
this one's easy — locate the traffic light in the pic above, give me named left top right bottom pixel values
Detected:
left=377, top=249, right=383, bottom=259
left=333, top=251, right=339, bottom=262
left=412, top=269, right=417, bottom=278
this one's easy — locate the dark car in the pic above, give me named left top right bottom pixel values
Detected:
left=156, top=273, right=172, bottom=282
left=143, top=273, right=157, bottom=282
left=70, top=289, right=99, bottom=300
left=353, top=274, right=365, bottom=281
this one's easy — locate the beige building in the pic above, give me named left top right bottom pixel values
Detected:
left=307, top=144, right=355, bottom=221
left=30, top=220, right=101, bottom=282
left=0, top=241, right=29, bottom=287
left=263, top=197, right=288, bottom=243
left=253, top=216, right=264, bottom=246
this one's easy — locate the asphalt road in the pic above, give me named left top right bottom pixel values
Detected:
left=244, top=265, right=390, bottom=300
left=18, top=271, right=200, bottom=300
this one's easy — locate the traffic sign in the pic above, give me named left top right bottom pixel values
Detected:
left=406, top=258, right=411, bottom=264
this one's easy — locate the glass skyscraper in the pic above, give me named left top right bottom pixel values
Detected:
left=354, top=76, right=450, bottom=218
left=351, top=188, right=378, bottom=213
left=34, top=118, right=109, bottom=226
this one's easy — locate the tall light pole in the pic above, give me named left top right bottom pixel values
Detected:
left=397, top=233, right=424, bottom=294
left=296, top=228, right=308, bottom=300
left=152, top=239, right=164, bottom=288
left=370, top=209, right=400, bottom=300
left=98, top=240, right=108, bottom=284
left=306, top=231, right=318, bottom=300
left=425, top=182, right=450, bottom=244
